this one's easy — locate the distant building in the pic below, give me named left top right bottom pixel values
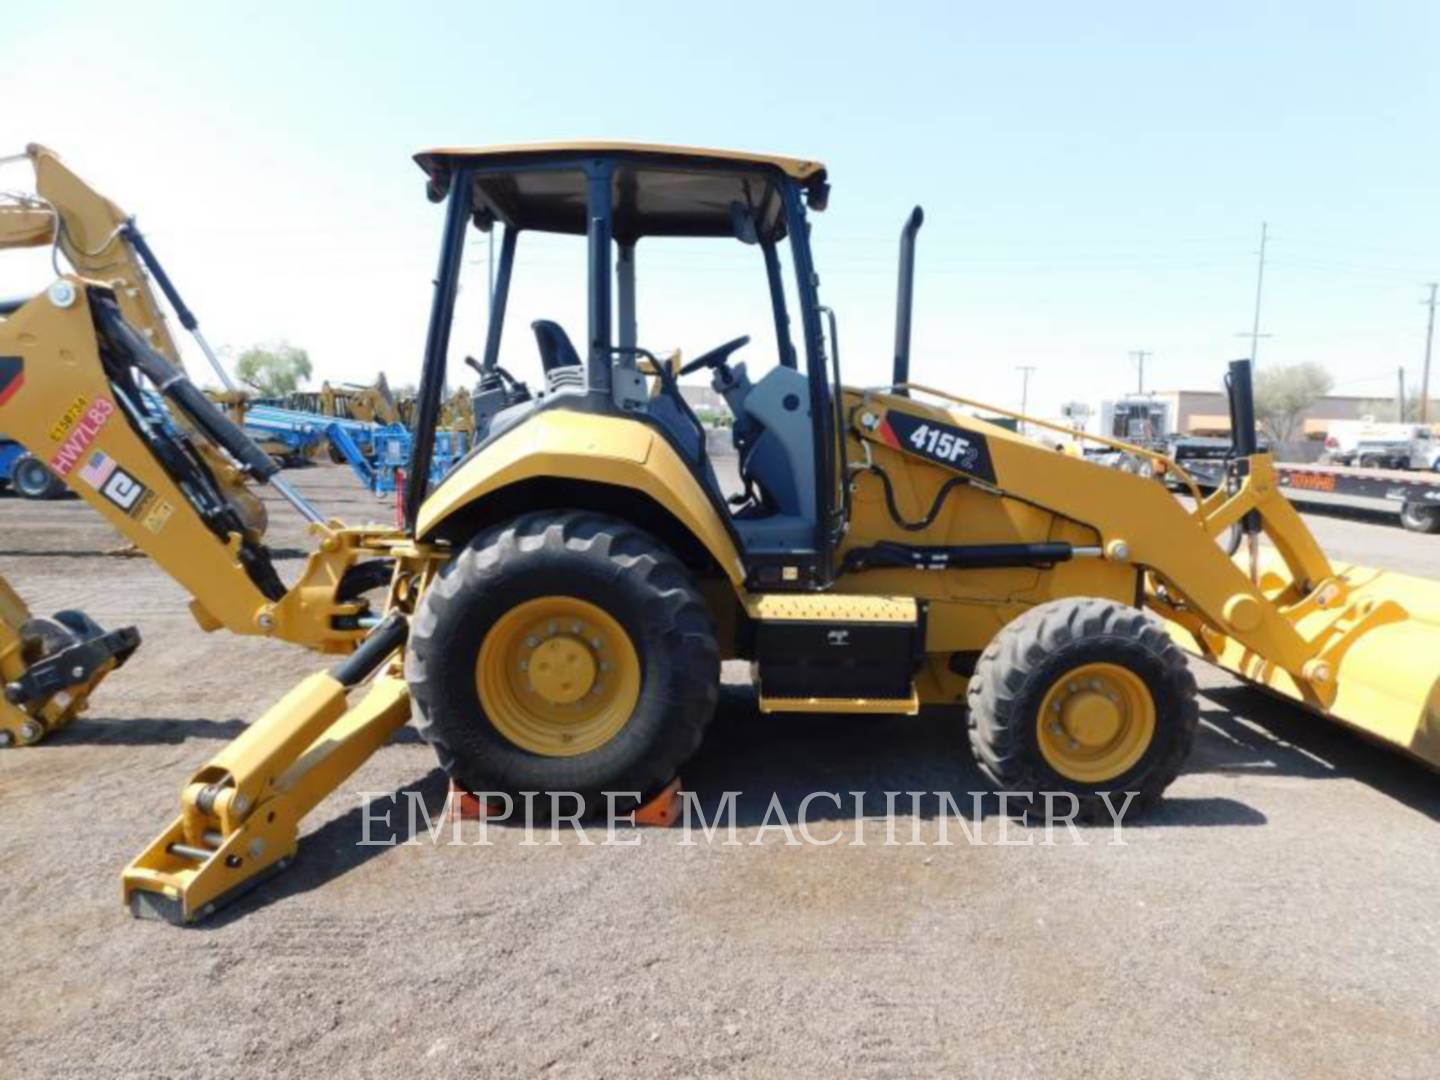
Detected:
left=1147, top=389, right=1395, bottom=443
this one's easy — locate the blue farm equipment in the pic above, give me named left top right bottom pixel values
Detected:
left=1, top=436, right=66, bottom=499
left=326, top=421, right=467, bottom=497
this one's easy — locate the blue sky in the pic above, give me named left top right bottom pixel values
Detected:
left=3, top=1, right=1437, bottom=415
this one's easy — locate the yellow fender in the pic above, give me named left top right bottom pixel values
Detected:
left=417, top=411, right=746, bottom=586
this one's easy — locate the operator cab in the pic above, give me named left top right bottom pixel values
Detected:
left=410, top=143, right=839, bottom=585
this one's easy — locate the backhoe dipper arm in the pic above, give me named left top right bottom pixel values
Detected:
left=0, top=281, right=372, bottom=649
left=4, top=145, right=187, bottom=368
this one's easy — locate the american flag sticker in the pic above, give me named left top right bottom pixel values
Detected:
left=77, top=450, right=117, bottom=489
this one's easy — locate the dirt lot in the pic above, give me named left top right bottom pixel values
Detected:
left=2, top=465, right=1438, bottom=1079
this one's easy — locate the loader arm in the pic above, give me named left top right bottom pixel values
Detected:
left=854, top=388, right=1339, bottom=681
left=854, top=385, right=1440, bottom=759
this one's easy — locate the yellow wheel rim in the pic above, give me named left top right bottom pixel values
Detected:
left=1036, top=662, right=1156, bottom=783
left=476, top=596, right=641, bottom=757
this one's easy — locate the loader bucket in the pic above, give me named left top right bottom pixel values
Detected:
left=1182, top=554, right=1440, bottom=768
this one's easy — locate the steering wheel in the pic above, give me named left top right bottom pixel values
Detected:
left=678, top=335, right=750, bottom=376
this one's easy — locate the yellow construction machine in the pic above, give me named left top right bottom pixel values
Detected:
left=3, top=142, right=1436, bottom=924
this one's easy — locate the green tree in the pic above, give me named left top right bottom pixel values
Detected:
left=234, top=342, right=313, bottom=398
left=1253, top=362, right=1333, bottom=452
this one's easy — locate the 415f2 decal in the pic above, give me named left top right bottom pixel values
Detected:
left=878, top=411, right=997, bottom=484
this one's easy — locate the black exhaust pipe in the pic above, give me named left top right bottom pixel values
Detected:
left=1226, top=358, right=1262, bottom=545
left=1227, top=358, right=1259, bottom=458
left=891, top=207, right=924, bottom=396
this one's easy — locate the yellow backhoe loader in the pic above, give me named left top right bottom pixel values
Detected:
left=2, top=143, right=1436, bottom=925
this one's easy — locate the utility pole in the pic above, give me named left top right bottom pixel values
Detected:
left=1421, top=283, right=1437, bottom=423
left=1016, top=365, right=1037, bottom=434
left=1130, top=350, right=1152, bottom=395
left=1399, top=367, right=1407, bottom=422
left=1237, top=221, right=1271, bottom=366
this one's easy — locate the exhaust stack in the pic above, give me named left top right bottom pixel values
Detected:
left=891, top=206, right=924, bottom=395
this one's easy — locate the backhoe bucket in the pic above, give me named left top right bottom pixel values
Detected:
left=1, top=577, right=140, bottom=746
left=1183, top=555, right=1440, bottom=767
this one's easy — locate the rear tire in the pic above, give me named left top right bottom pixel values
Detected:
left=12, top=455, right=64, bottom=499
left=967, top=597, right=1198, bottom=818
left=407, top=511, right=719, bottom=815
left=1400, top=502, right=1440, bottom=534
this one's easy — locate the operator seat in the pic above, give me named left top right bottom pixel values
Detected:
left=531, top=320, right=582, bottom=373
left=528, top=318, right=711, bottom=476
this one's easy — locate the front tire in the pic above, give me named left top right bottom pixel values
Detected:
left=967, top=597, right=1198, bottom=818
left=407, top=511, right=719, bottom=814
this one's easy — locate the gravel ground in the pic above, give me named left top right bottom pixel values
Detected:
left=2, top=464, right=1438, bottom=1079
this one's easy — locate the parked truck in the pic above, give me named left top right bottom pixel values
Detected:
left=1320, top=420, right=1440, bottom=472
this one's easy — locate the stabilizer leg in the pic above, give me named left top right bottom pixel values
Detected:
left=123, top=615, right=411, bottom=924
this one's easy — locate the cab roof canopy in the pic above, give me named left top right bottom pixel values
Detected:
left=413, top=141, right=828, bottom=242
